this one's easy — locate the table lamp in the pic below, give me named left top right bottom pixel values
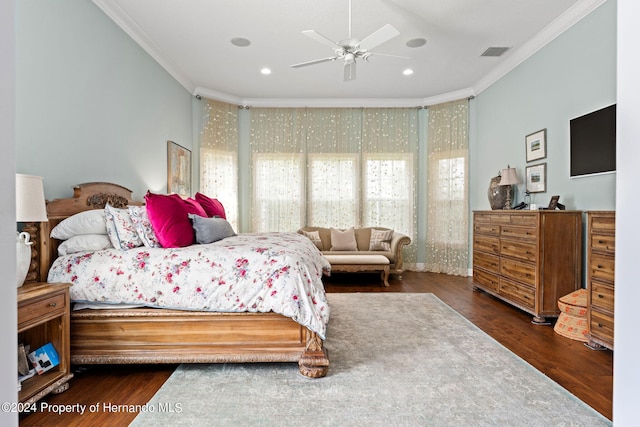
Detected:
left=498, top=166, right=520, bottom=209
left=16, top=174, right=48, bottom=287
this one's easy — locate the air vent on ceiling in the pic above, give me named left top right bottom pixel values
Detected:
left=481, top=47, right=510, bottom=57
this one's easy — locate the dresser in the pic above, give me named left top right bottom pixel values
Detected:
left=586, top=211, right=615, bottom=350
left=472, top=210, right=582, bottom=324
left=18, top=282, right=73, bottom=404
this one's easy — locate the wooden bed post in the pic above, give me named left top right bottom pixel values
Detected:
left=298, top=332, right=329, bottom=378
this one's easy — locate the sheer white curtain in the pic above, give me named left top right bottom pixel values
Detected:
left=202, top=103, right=419, bottom=265
left=199, top=99, right=239, bottom=230
left=250, top=108, right=307, bottom=232
left=425, top=99, right=469, bottom=276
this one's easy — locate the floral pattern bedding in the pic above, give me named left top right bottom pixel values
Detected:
left=48, top=232, right=332, bottom=339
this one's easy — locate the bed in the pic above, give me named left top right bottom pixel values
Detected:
left=37, top=182, right=330, bottom=378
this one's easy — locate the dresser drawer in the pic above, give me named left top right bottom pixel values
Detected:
left=19, top=293, right=66, bottom=326
left=473, top=251, right=499, bottom=273
left=473, top=269, right=499, bottom=293
left=499, top=278, right=535, bottom=310
left=500, top=258, right=536, bottom=286
left=500, top=239, right=537, bottom=262
left=589, top=253, right=615, bottom=283
left=590, top=281, right=614, bottom=312
left=501, top=226, right=536, bottom=241
left=590, top=215, right=615, bottom=233
left=591, top=233, right=615, bottom=254
left=590, top=309, right=614, bottom=343
left=473, top=235, right=500, bottom=255
left=508, top=214, right=537, bottom=227
left=474, top=223, right=499, bottom=236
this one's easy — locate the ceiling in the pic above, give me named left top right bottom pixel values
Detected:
left=93, top=0, right=606, bottom=107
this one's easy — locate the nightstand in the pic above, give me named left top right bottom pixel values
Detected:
left=18, top=282, right=73, bottom=404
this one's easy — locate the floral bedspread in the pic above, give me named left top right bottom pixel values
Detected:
left=48, top=232, right=331, bottom=339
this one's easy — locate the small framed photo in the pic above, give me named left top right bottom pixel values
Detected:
left=526, top=163, right=547, bottom=193
left=525, top=129, right=547, bottom=162
left=167, top=140, right=191, bottom=198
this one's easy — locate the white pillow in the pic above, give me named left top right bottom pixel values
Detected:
left=50, top=209, right=107, bottom=240
left=330, top=227, right=358, bottom=251
left=58, top=234, right=113, bottom=256
left=105, top=203, right=143, bottom=250
left=369, top=229, right=394, bottom=251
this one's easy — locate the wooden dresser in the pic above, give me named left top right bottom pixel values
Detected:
left=586, top=211, right=615, bottom=350
left=472, top=210, right=582, bottom=324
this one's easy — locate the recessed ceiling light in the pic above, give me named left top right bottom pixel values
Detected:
left=230, top=37, right=251, bottom=47
left=406, top=38, right=427, bottom=48
left=260, top=67, right=272, bottom=75
left=403, top=68, right=414, bottom=76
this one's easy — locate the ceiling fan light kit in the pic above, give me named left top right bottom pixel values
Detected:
left=291, top=0, right=410, bottom=82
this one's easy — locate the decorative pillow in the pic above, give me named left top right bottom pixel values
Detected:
left=104, top=203, right=143, bottom=250
left=144, top=192, right=194, bottom=248
left=301, top=230, right=323, bottom=250
left=330, top=227, right=358, bottom=251
left=58, top=234, right=113, bottom=256
left=184, top=198, right=207, bottom=218
left=369, top=229, right=394, bottom=251
left=50, top=209, right=107, bottom=240
left=189, top=214, right=236, bottom=244
left=195, top=192, right=226, bottom=219
left=128, top=205, right=161, bottom=248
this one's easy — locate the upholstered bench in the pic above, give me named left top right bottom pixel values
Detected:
left=324, top=254, right=390, bottom=287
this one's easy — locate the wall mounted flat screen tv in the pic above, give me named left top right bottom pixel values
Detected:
left=570, top=104, right=616, bottom=177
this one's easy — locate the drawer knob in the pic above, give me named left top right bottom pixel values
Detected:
left=598, top=240, right=605, bottom=244
left=49, top=302, right=57, bottom=307
left=598, top=323, right=604, bottom=328
left=597, top=265, right=604, bottom=269
left=598, top=294, right=604, bottom=299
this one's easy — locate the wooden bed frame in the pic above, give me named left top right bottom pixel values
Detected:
left=33, top=182, right=329, bottom=378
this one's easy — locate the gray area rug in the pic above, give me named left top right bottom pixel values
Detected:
left=131, top=293, right=611, bottom=426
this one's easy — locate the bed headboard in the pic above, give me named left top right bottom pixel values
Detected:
left=33, top=182, right=143, bottom=283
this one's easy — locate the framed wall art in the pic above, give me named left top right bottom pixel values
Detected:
left=167, top=140, right=191, bottom=198
left=525, top=163, right=547, bottom=193
left=525, top=129, right=547, bottom=162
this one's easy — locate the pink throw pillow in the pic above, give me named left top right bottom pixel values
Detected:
left=195, top=192, right=226, bottom=219
left=144, top=192, right=194, bottom=248
left=184, top=198, right=207, bottom=218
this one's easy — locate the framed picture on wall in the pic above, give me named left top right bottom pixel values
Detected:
left=525, top=163, right=547, bottom=193
left=525, top=129, right=547, bottom=162
left=167, top=140, right=191, bottom=198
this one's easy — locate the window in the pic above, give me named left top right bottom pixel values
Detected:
left=252, top=153, right=304, bottom=232
left=307, top=153, right=359, bottom=228
left=200, top=147, right=238, bottom=230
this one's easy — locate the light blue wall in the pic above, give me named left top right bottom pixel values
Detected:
left=471, top=0, right=616, bottom=212
left=16, top=0, right=193, bottom=201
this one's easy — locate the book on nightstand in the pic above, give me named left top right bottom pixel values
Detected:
left=28, top=343, right=60, bottom=375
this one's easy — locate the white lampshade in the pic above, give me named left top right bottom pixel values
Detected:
left=499, top=167, right=521, bottom=186
left=16, top=174, right=48, bottom=222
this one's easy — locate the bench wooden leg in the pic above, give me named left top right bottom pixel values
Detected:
left=381, top=266, right=390, bottom=287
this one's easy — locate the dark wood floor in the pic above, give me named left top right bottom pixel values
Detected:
left=20, top=272, right=613, bottom=426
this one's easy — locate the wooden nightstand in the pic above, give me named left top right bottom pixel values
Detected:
left=18, top=282, right=73, bottom=404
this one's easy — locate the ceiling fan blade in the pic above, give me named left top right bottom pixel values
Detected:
left=291, top=56, right=339, bottom=68
left=344, top=61, right=356, bottom=82
left=302, top=30, right=342, bottom=49
left=358, top=24, right=400, bottom=51
left=366, top=52, right=411, bottom=60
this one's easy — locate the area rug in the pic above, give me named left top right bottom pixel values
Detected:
left=131, top=293, right=611, bottom=426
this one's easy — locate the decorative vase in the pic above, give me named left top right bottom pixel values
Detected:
left=16, top=231, right=33, bottom=287
left=487, top=175, right=512, bottom=210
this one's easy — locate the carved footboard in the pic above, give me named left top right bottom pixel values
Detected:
left=70, top=308, right=329, bottom=378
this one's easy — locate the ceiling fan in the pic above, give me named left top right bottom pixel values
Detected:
left=291, top=0, right=408, bottom=82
